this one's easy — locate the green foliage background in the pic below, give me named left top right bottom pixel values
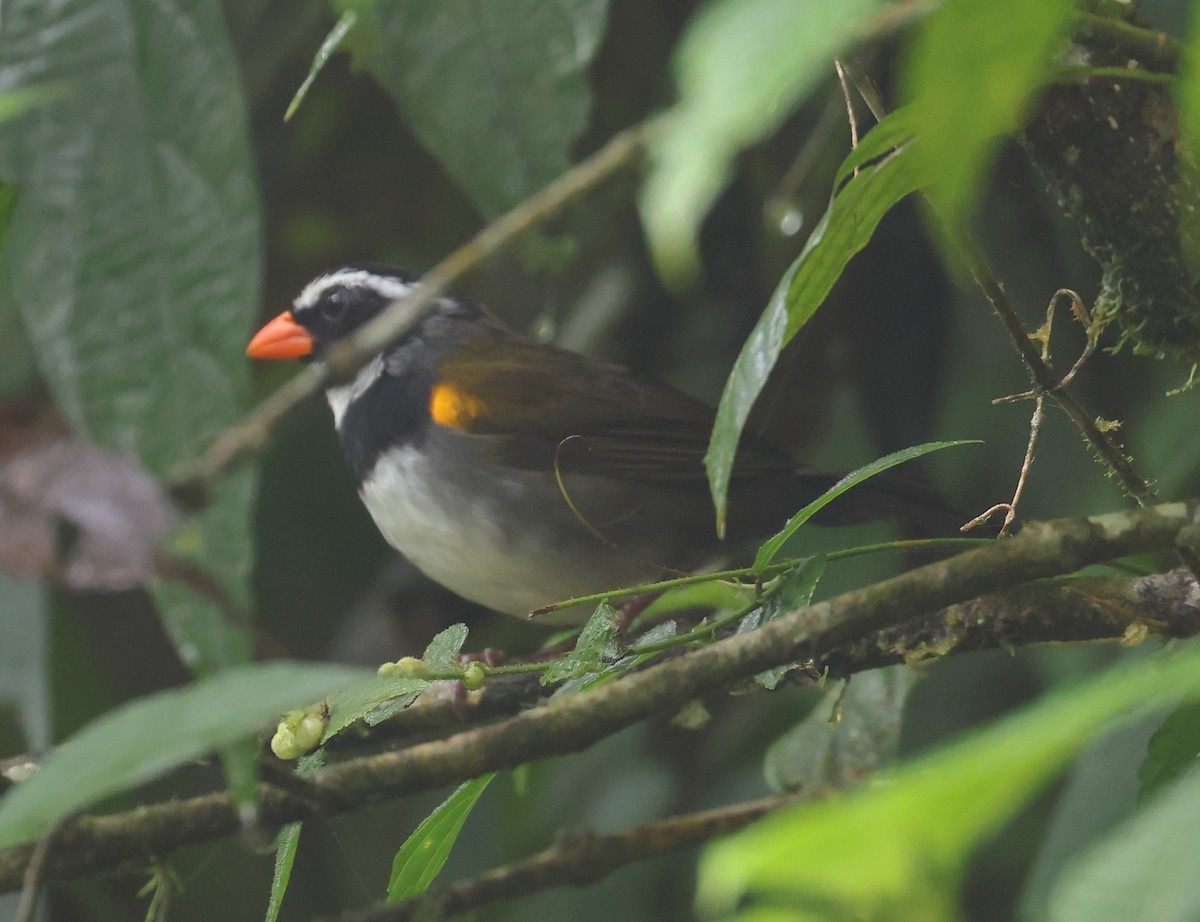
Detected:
left=1, top=0, right=1199, bottom=919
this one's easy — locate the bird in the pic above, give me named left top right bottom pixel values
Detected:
left=247, top=264, right=955, bottom=620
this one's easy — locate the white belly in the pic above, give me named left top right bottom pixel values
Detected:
left=358, top=443, right=626, bottom=618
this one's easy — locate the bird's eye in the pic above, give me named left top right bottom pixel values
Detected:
left=319, top=290, right=349, bottom=322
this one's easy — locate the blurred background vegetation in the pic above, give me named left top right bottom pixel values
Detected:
left=1, top=0, right=1200, bottom=919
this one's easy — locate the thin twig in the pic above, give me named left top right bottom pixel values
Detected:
left=529, top=537, right=984, bottom=615
left=965, top=289, right=1099, bottom=536
left=1074, top=11, right=1180, bottom=69
left=328, top=120, right=658, bottom=379
left=860, top=0, right=940, bottom=39
left=1048, top=66, right=1174, bottom=86
left=1053, top=289, right=1099, bottom=389
left=1008, top=398, right=1046, bottom=533
left=14, top=826, right=54, bottom=922
left=963, top=398, right=1046, bottom=537
left=768, top=89, right=847, bottom=211
left=834, top=59, right=859, bottom=154
left=968, top=267, right=1138, bottom=486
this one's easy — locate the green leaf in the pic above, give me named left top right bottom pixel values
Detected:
left=644, top=580, right=757, bottom=616
left=764, top=667, right=915, bottom=793
left=387, top=773, right=496, bottom=901
left=1018, top=718, right=1161, bottom=917
left=541, top=601, right=621, bottom=685
left=1049, top=768, right=1200, bottom=921
left=0, top=84, right=63, bottom=124
left=1180, top=0, right=1200, bottom=154
left=751, top=441, right=976, bottom=572
left=1177, top=0, right=1200, bottom=271
left=555, top=621, right=680, bottom=695
left=153, top=472, right=257, bottom=675
left=641, top=0, right=884, bottom=278
left=705, top=125, right=932, bottom=528
left=0, top=573, right=49, bottom=751
left=0, top=0, right=260, bottom=477
left=264, top=823, right=302, bottom=922
left=422, top=623, right=470, bottom=672
left=0, top=182, right=38, bottom=395
left=364, top=689, right=428, bottom=726
left=901, top=0, right=1075, bottom=232
left=1137, top=701, right=1200, bottom=804
left=322, top=673, right=432, bottom=742
left=696, top=646, right=1200, bottom=920
left=629, top=620, right=679, bottom=653
left=284, top=9, right=360, bottom=122
left=0, top=182, right=16, bottom=253
left=738, top=557, right=826, bottom=689
left=761, top=558, right=825, bottom=618
left=364, top=0, right=608, bottom=218
left=0, top=0, right=262, bottom=676
left=833, top=105, right=918, bottom=186
left=0, top=663, right=367, bottom=850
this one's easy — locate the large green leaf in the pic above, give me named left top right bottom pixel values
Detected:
left=696, top=646, right=1200, bottom=920
left=705, top=119, right=929, bottom=527
left=1183, top=1, right=1200, bottom=159
left=0, top=182, right=38, bottom=395
left=901, top=0, right=1075, bottom=233
left=387, top=773, right=496, bottom=901
left=763, top=667, right=915, bottom=794
left=1018, top=718, right=1161, bottom=918
left=364, top=0, right=609, bottom=219
left=1049, top=768, right=1200, bottom=922
left=265, top=823, right=303, bottom=922
left=1178, top=0, right=1200, bottom=269
left=0, top=574, right=49, bottom=751
left=641, top=0, right=883, bottom=278
left=0, top=0, right=262, bottom=675
left=1138, top=701, right=1200, bottom=803
left=0, top=663, right=368, bottom=850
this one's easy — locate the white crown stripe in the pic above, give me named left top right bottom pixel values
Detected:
left=293, top=270, right=415, bottom=312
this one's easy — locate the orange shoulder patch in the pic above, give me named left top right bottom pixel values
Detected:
left=429, top=382, right=487, bottom=431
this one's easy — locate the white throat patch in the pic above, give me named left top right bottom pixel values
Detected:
left=326, top=354, right=385, bottom=429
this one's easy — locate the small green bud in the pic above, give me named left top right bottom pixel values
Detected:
left=461, top=662, right=487, bottom=690
left=394, top=656, right=432, bottom=678
left=271, top=717, right=301, bottom=760
left=271, top=705, right=328, bottom=760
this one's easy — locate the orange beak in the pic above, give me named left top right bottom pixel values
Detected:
left=246, top=311, right=315, bottom=360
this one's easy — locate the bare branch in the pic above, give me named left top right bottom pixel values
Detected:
left=820, top=567, right=1200, bottom=674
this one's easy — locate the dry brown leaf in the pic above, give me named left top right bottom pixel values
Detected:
left=0, top=406, right=176, bottom=590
